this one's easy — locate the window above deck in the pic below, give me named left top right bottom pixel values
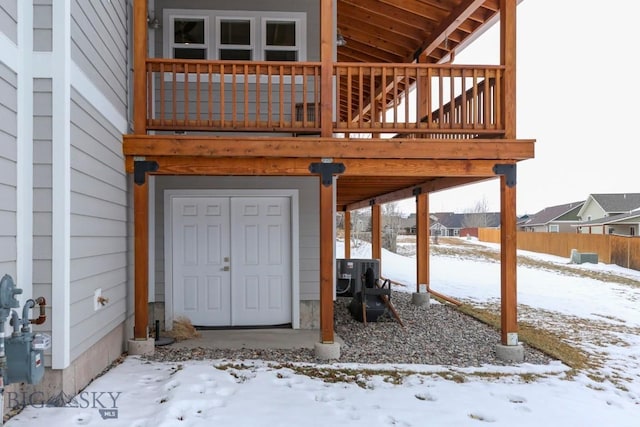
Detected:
left=163, top=9, right=306, bottom=62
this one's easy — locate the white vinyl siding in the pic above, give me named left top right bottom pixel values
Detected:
left=70, top=0, right=128, bottom=117
left=32, top=78, right=53, bottom=365
left=0, top=62, right=17, bottom=276
left=68, top=84, right=129, bottom=362
left=34, top=0, right=53, bottom=52
left=0, top=0, right=18, bottom=44
left=154, top=176, right=319, bottom=302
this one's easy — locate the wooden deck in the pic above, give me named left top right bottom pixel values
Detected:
left=128, top=0, right=529, bottom=351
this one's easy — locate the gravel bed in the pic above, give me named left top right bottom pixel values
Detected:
left=145, top=292, right=554, bottom=367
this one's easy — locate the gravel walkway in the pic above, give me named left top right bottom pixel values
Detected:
left=146, top=292, right=553, bottom=367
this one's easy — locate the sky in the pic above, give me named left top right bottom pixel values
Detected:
left=6, top=238, right=639, bottom=426
left=400, top=0, right=640, bottom=216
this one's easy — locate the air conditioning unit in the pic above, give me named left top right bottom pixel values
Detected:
left=336, top=258, right=380, bottom=296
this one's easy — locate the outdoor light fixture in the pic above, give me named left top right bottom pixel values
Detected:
left=336, top=30, right=346, bottom=47
left=147, top=15, right=161, bottom=29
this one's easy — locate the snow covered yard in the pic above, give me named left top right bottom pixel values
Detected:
left=5, top=237, right=639, bottom=426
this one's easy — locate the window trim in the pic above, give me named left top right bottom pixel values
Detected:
left=168, top=14, right=210, bottom=60
left=215, top=16, right=256, bottom=61
left=261, top=18, right=303, bottom=61
left=163, top=9, right=307, bottom=62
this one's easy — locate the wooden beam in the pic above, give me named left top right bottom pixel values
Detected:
left=125, top=157, right=317, bottom=175
left=125, top=157, right=514, bottom=178
left=416, top=0, right=487, bottom=62
left=339, top=23, right=413, bottom=58
left=319, top=178, right=334, bottom=343
left=341, top=0, right=432, bottom=32
left=338, top=41, right=402, bottom=63
left=500, top=174, right=518, bottom=344
left=133, top=0, right=147, bottom=134
left=123, top=135, right=535, bottom=161
left=372, top=203, right=381, bottom=262
left=501, top=0, right=517, bottom=138
left=344, top=210, right=351, bottom=259
left=346, top=177, right=488, bottom=211
left=338, top=2, right=428, bottom=42
left=320, top=0, right=333, bottom=137
left=133, top=177, right=149, bottom=340
left=416, top=192, right=429, bottom=293
left=344, top=160, right=507, bottom=177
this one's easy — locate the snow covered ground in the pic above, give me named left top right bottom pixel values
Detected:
left=5, top=238, right=639, bottom=426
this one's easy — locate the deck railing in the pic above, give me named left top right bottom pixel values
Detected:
left=144, top=59, right=505, bottom=138
left=334, top=63, right=503, bottom=138
left=146, top=59, right=321, bottom=133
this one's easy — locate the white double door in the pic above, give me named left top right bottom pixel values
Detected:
left=172, top=196, right=291, bottom=327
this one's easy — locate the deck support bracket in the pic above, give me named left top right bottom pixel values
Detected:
left=309, top=162, right=345, bottom=187
left=493, top=164, right=517, bottom=187
left=134, top=160, right=159, bottom=185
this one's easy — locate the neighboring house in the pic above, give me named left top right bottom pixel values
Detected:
left=574, top=210, right=640, bottom=236
left=430, top=212, right=501, bottom=237
left=519, top=201, right=584, bottom=233
left=400, top=213, right=438, bottom=235
left=1, top=0, right=534, bottom=400
left=400, top=213, right=417, bottom=234
left=576, top=193, right=640, bottom=234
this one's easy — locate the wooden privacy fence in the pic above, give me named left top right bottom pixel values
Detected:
left=477, top=229, right=640, bottom=271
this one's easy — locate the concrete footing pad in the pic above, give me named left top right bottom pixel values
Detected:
left=314, top=342, right=341, bottom=360
left=128, top=338, right=155, bottom=356
left=411, top=292, right=430, bottom=307
left=495, top=343, right=524, bottom=363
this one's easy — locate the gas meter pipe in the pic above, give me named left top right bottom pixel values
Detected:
left=22, top=297, right=47, bottom=327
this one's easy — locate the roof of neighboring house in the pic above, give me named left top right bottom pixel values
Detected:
left=430, top=212, right=500, bottom=229
left=520, top=201, right=584, bottom=227
left=573, top=209, right=640, bottom=227
left=400, top=213, right=438, bottom=229
left=589, top=193, right=640, bottom=213
left=430, top=212, right=458, bottom=228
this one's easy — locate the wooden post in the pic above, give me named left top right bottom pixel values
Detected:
left=132, top=0, right=149, bottom=338
left=500, top=174, right=518, bottom=345
left=344, top=210, right=351, bottom=259
left=500, top=0, right=516, bottom=139
left=133, top=177, right=149, bottom=339
left=416, top=56, right=428, bottom=122
left=320, top=0, right=333, bottom=137
left=499, top=0, right=518, bottom=346
left=133, top=0, right=147, bottom=134
left=319, top=180, right=334, bottom=343
left=372, top=203, right=381, bottom=263
left=416, top=193, right=429, bottom=293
